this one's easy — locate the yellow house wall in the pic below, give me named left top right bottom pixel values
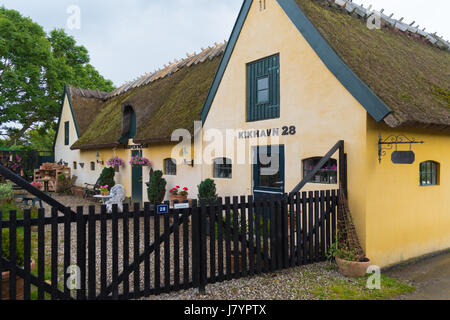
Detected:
left=365, top=117, right=450, bottom=267
left=201, top=0, right=369, bottom=248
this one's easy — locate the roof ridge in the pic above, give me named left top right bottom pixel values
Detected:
left=104, top=41, right=227, bottom=100
left=327, top=0, right=450, bottom=51
left=67, top=85, right=110, bottom=100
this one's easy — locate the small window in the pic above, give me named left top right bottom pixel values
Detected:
left=213, top=158, right=232, bottom=179
left=420, top=161, right=439, bottom=186
left=164, top=158, right=177, bottom=176
left=73, top=162, right=77, bottom=170
left=247, top=54, right=280, bottom=122
left=303, top=158, right=337, bottom=184
left=64, top=121, right=70, bottom=146
left=90, top=162, right=95, bottom=171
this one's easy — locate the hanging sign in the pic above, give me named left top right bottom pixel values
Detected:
left=125, top=144, right=148, bottom=150
left=391, top=151, right=415, bottom=164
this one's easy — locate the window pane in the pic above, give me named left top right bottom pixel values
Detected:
left=257, top=89, right=269, bottom=104
left=213, top=158, right=232, bottom=179
left=257, top=77, right=269, bottom=90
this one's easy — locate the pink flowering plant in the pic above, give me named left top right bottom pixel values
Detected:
left=107, top=156, right=125, bottom=167
left=31, top=181, right=43, bottom=190
left=129, top=156, right=151, bottom=167
left=99, top=185, right=109, bottom=192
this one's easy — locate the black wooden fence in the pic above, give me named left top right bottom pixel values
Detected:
left=0, top=191, right=338, bottom=300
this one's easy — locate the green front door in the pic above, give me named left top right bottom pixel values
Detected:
left=253, top=145, right=285, bottom=199
left=131, top=150, right=143, bottom=204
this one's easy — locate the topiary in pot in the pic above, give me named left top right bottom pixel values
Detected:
left=147, top=170, right=166, bottom=204
left=98, top=167, right=115, bottom=191
left=197, top=178, right=217, bottom=202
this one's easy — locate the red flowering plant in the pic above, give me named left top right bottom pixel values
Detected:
left=170, top=186, right=180, bottom=196
left=180, top=187, right=189, bottom=197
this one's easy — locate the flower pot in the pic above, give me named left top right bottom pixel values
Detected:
left=101, top=191, right=110, bottom=196
left=1, top=259, right=35, bottom=300
left=335, top=257, right=371, bottom=277
left=170, top=194, right=188, bottom=206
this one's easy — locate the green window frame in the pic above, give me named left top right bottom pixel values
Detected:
left=247, top=54, right=280, bottom=122
left=420, top=161, right=439, bottom=186
left=64, top=121, right=70, bottom=146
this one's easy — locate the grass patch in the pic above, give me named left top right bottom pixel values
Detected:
left=311, top=273, right=415, bottom=300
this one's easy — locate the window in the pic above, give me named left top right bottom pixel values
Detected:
left=90, top=162, right=95, bottom=171
left=303, top=158, right=337, bottom=184
left=64, top=121, right=70, bottom=145
left=420, top=161, right=439, bottom=186
left=213, top=158, right=232, bottom=179
left=73, top=162, right=77, bottom=170
left=118, top=105, right=137, bottom=144
left=164, top=158, right=177, bottom=176
left=247, top=54, right=280, bottom=122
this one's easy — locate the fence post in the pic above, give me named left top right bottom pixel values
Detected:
left=199, top=199, right=207, bottom=294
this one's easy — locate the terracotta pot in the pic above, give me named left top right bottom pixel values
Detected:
left=1, top=259, right=35, bottom=300
left=170, top=194, right=188, bottom=206
left=101, top=191, right=110, bottom=196
left=336, top=257, right=371, bottom=277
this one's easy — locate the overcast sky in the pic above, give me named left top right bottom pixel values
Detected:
left=1, top=0, right=448, bottom=87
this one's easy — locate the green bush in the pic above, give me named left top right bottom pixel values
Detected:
left=147, top=170, right=167, bottom=203
left=1, top=229, right=25, bottom=268
left=197, top=178, right=217, bottom=202
left=0, top=183, right=14, bottom=202
left=327, top=242, right=360, bottom=262
left=98, top=167, right=115, bottom=190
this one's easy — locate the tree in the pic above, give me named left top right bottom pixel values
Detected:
left=0, top=7, right=114, bottom=147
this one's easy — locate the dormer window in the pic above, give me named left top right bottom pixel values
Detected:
left=118, top=105, right=137, bottom=144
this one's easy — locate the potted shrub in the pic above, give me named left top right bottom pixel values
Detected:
left=327, top=242, right=371, bottom=277
left=197, top=179, right=217, bottom=202
left=1, top=229, right=35, bottom=300
left=147, top=170, right=167, bottom=205
left=98, top=167, right=115, bottom=191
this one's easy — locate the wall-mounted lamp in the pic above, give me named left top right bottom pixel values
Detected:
left=79, top=163, right=85, bottom=168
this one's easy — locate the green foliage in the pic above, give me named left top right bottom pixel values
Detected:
left=98, top=167, right=115, bottom=190
left=147, top=170, right=167, bottom=204
left=0, top=7, right=114, bottom=146
left=197, top=178, right=217, bottom=202
left=1, top=229, right=25, bottom=267
left=0, top=183, right=13, bottom=202
left=327, top=242, right=360, bottom=262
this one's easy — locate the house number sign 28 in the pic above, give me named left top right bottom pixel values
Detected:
left=238, top=126, right=296, bottom=139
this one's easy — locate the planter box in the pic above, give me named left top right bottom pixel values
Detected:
left=1, top=259, right=35, bottom=300
left=336, top=257, right=371, bottom=277
left=170, top=195, right=188, bottom=207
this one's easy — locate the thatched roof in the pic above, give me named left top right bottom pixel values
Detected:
left=295, top=0, right=450, bottom=130
left=66, top=86, right=109, bottom=136
left=70, top=43, right=225, bottom=150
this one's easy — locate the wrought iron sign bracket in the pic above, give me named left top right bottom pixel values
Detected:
left=378, top=133, right=424, bottom=164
